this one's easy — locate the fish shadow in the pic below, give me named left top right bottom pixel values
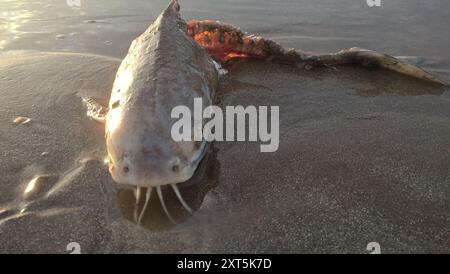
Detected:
left=116, top=144, right=220, bottom=230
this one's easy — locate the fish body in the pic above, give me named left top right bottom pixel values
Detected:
left=106, top=1, right=218, bottom=187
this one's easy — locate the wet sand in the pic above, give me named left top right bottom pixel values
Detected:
left=0, top=51, right=448, bottom=253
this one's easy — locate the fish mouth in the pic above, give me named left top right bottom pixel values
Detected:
left=133, top=184, right=191, bottom=225
left=131, top=142, right=210, bottom=225
left=107, top=141, right=210, bottom=225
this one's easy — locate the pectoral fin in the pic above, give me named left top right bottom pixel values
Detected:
left=82, top=97, right=108, bottom=123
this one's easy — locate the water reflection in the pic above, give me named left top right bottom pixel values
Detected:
left=0, top=9, right=34, bottom=50
left=117, top=144, right=220, bottom=230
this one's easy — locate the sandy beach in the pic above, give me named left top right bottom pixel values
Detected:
left=0, top=0, right=449, bottom=253
left=0, top=51, right=448, bottom=253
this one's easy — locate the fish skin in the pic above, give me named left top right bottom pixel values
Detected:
left=105, top=0, right=219, bottom=187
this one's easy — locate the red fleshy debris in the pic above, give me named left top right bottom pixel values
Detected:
left=187, top=19, right=267, bottom=63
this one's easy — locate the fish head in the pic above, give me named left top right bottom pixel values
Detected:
left=104, top=0, right=213, bottom=188
left=105, top=103, right=207, bottom=188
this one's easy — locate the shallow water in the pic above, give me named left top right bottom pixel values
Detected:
left=0, top=0, right=449, bottom=253
left=1, top=0, right=450, bottom=60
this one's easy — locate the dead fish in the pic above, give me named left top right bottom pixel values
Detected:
left=84, top=0, right=217, bottom=224
left=83, top=0, right=447, bottom=225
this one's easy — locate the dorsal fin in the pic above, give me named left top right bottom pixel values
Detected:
left=167, top=0, right=180, bottom=12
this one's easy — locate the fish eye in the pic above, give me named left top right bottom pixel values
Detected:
left=111, top=100, right=120, bottom=109
left=172, top=165, right=179, bottom=173
left=123, top=166, right=130, bottom=173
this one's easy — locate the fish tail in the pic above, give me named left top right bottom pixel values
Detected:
left=301, top=47, right=448, bottom=86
